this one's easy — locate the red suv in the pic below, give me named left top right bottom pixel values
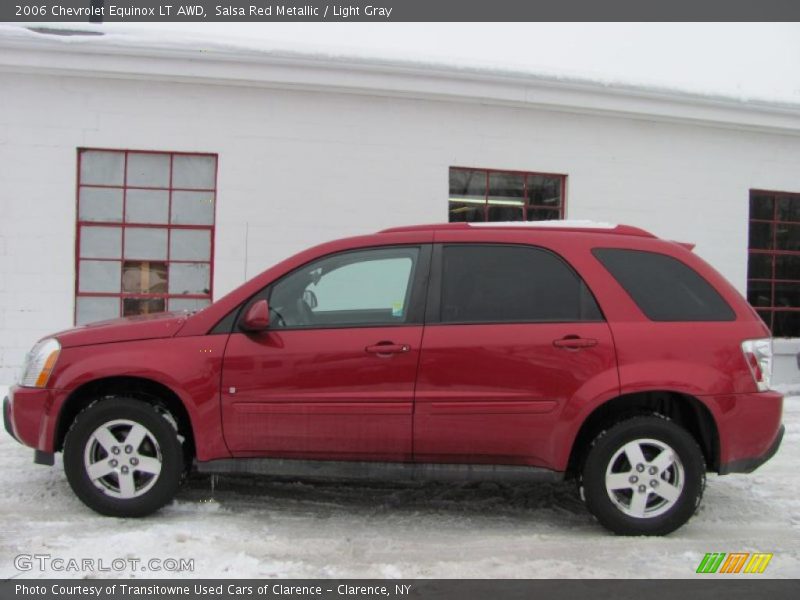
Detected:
left=4, top=222, right=784, bottom=535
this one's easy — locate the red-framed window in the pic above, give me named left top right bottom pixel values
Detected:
left=448, top=167, right=566, bottom=222
left=748, top=190, right=800, bottom=337
left=75, top=149, right=217, bottom=325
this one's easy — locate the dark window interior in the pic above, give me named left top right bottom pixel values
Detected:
left=748, top=191, right=800, bottom=337
left=449, top=168, right=565, bottom=223
left=440, top=245, right=602, bottom=323
left=594, top=249, right=735, bottom=322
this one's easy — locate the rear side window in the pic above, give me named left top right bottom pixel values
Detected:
left=439, top=244, right=602, bottom=323
left=593, top=248, right=735, bottom=321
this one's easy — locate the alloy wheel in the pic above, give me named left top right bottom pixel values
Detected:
left=83, top=419, right=163, bottom=499
left=604, top=437, right=685, bottom=519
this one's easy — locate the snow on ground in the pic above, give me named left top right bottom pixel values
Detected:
left=1, top=384, right=797, bottom=579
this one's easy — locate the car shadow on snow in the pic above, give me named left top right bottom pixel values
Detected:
left=179, top=472, right=593, bottom=527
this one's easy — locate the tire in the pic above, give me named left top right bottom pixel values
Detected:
left=63, top=397, right=185, bottom=517
left=580, top=415, right=705, bottom=536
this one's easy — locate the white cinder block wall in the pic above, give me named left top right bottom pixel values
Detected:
left=2, top=66, right=800, bottom=384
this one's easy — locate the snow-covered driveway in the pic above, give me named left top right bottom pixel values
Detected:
left=1, top=386, right=797, bottom=579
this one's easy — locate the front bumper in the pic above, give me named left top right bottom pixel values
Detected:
left=5, top=394, right=55, bottom=464
left=3, top=385, right=56, bottom=453
left=3, top=395, right=19, bottom=442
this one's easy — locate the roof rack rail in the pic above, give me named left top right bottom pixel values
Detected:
left=380, top=221, right=655, bottom=237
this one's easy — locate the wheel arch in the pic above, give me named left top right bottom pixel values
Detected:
left=55, top=376, right=195, bottom=460
left=565, top=390, right=719, bottom=477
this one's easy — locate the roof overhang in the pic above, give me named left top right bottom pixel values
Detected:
left=2, top=26, right=800, bottom=136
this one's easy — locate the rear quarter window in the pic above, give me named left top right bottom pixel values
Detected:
left=593, top=248, right=736, bottom=322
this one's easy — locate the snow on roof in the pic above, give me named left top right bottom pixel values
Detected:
left=1, top=22, right=800, bottom=113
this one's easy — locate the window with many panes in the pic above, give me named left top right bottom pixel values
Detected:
left=449, top=167, right=566, bottom=222
left=748, top=190, right=800, bottom=337
left=75, top=149, right=217, bottom=325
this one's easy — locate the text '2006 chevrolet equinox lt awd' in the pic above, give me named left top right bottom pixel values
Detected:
left=4, top=221, right=784, bottom=535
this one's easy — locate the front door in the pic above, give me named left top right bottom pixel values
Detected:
left=221, top=245, right=429, bottom=461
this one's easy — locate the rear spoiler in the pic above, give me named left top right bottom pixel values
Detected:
left=673, top=241, right=696, bottom=251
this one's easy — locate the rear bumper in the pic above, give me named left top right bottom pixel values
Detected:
left=719, top=424, right=784, bottom=474
left=714, top=390, right=784, bottom=474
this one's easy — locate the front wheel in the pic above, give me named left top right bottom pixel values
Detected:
left=63, top=398, right=185, bottom=517
left=580, top=415, right=706, bottom=536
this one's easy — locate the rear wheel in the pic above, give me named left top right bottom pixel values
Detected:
left=580, top=415, right=705, bottom=535
left=63, top=398, right=185, bottom=517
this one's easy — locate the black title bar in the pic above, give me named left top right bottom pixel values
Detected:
left=4, top=580, right=800, bottom=600
left=4, top=0, right=800, bottom=22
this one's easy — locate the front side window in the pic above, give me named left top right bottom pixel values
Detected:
left=449, top=167, right=566, bottom=222
left=438, top=245, right=602, bottom=323
left=76, top=149, right=217, bottom=324
left=268, top=247, right=421, bottom=328
left=594, top=248, right=735, bottom=322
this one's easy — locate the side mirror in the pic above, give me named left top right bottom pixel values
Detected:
left=241, top=299, right=270, bottom=332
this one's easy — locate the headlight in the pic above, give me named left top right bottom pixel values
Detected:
left=19, top=338, right=61, bottom=388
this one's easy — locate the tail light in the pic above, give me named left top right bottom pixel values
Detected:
left=741, top=338, right=773, bottom=392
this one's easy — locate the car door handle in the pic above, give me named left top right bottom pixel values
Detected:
left=365, top=342, right=410, bottom=356
left=553, top=336, right=598, bottom=350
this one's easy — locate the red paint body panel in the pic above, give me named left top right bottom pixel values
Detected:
left=414, top=322, right=617, bottom=468
left=5, top=224, right=784, bottom=478
left=611, top=322, right=767, bottom=396
left=5, top=386, right=54, bottom=449
left=54, top=312, right=188, bottom=349
left=42, top=336, right=230, bottom=461
left=708, top=391, right=784, bottom=466
left=221, top=327, right=423, bottom=460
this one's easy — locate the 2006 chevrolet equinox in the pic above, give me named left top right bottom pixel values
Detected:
left=4, top=221, right=784, bottom=535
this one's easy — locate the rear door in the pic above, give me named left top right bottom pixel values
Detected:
left=414, top=243, right=618, bottom=468
left=221, top=244, right=430, bottom=461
